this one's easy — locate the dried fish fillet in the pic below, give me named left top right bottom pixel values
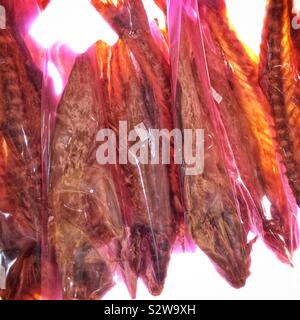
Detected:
left=98, top=40, right=176, bottom=296
left=204, top=0, right=299, bottom=257
left=0, top=15, right=41, bottom=299
left=0, top=25, right=41, bottom=240
left=92, top=0, right=183, bottom=229
left=260, top=0, right=300, bottom=207
left=176, top=20, right=251, bottom=288
left=49, top=51, right=123, bottom=299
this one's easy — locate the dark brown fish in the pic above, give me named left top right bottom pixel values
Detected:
left=175, top=17, right=251, bottom=288
left=0, top=11, right=41, bottom=299
left=3, top=242, right=41, bottom=300
left=97, top=40, right=176, bottom=296
left=92, top=0, right=183, bottom=231
left=204, top=0, right=299, bottom=258
left=260, top=0, right=300, bottom=208
left=49, top=51, right=123, bottom=300
left=0, top=24, right=41, bottom=241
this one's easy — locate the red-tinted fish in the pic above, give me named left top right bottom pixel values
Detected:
left=92, top=0, right=183, bottom=230
left=260, top=0, right=300, bottom=208
left=0, top=8, right=41, bottom=299
left=97, top=40, right=176, bottom=296
left=175, top=17, right=251, bottom=288
left=204, top=0, right=299, bottom=258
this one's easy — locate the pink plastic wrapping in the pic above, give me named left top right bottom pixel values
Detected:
left=168, top=0, right=254, bottom=287
left=201, top=0, right=299, bottom=259
left=168, top=0, right=299, bottom=289
left=205, top=1, right=298, bottom=262
left=44, top=46, right=125, bottom=300
left=38, top=0, right=181, bottom=299
left=92, top=0, right=182, bottom=298
left=1, top=0, right=300, bottom=300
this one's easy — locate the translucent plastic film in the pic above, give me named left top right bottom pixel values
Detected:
left=201, top=0, right=299, bottom=260
left=1, top=0, right=300, bottom=300
left=0, top=0, right=41, bottom=299
left=167, top=0, right=299, bottom=290
left=92, top=0, right=182, bottom=297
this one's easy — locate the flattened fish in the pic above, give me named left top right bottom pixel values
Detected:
left=260, top=0, right=300, bottom=208
left=176, top=18, right=251, bottom=288
left=98, top=40, right=176, bottom=296
left=92, top=0, right=183, bottom=231
left=49, top=51, right=123, bottom=299
left=0, top=12, right=41, bottom=299
left=204, top=0, right=299, bottom=257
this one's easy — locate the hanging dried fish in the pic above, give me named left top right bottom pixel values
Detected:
left=259, top=0, right=300, bottom=208
left=176, top=19, right=251, bottom=288
left=0, top=12, right=41, bottom=299
left=49, top=51, right=123, bottom=300
left=98, top=40, right=176, bottom=296
left=204, top=0, right=299, bottom=258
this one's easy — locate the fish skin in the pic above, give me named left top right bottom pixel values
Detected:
left=3, top=242, right=41, bottom=300
left=204, top=0, right=299, bottom=257
left=0, top=15, right=41, bottom=299
left=177, top=20, right=251, bottom=288
left=49, top=52, right=123, bottom=299
left=291, top=6, right=300, bottom=73
left=98, top=40, right=175, bottom=296
left=92, top=0, right=183, bottom=232
left=259, top=0, right=300, bottom=208
left=0, top=25, right=41, bottom=240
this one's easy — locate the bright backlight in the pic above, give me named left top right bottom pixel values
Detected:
left=47, top=61, right=63, bottom=95
left=29, top=0, right=118, bottom=54
left=142, top=0, right=166, bottom=30
left=225, top=0, right=267, bottom=56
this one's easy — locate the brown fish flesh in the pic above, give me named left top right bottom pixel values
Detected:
left=49, top=51, right=123, bottom=299
left=92, top=0, right=183, bottom=231
left=176, top=18, right=251, bottom=288
left=204, top=0, right=299, bottom=257
left=97, top=40, right=176, bottom=296
left=0, top=16, right=41, bottom=299
left=0, top=24, right=41, bottom=240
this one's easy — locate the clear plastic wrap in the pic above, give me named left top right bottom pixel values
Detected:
left=201, top=0, right=299, bottom=261
left=168, top=0, right=254, bottom=288
left=92, top=0, right=183, bottom=297
left=45, top=47, right=124, bottom=300
left=1, top=0, right=300, bottom=300
left=0, top=0, right=42, bottom=299
left=167, top=0, right=299, bottom=286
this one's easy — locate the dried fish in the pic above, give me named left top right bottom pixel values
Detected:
left=92, top=0, right=183, bottom=229
left=260, top=0, right=300, bottom=208
left=204, top=0, right=299, bottom=257
left=0, top=15, right=41, bottom=299
left=49, top=51, right=123, bottom=299
left=98, top=40, right=176, bottom=296
left=176, top=19, right=251, bottom=288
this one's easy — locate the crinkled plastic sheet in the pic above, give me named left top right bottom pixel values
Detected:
left=40, top=0, right=181, bottom=299
left=201, top=0, right=299, bottom=258
left=1, top=0, right=299, bottom=300
left=0, top=0, right=42, bottom=299
left=168, top=0, right=299, bottom=288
